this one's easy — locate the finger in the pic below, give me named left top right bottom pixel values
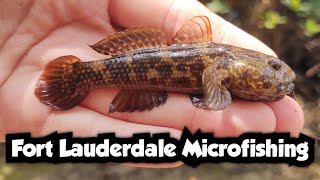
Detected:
left=40, top=106, right=181, bottom=138
left=83, top=90, right=304, bottom=137
left=265, top=96, right=304, bottom=137
left=39, top=106, right=182, bottom=168
left=108, top=0, right=277, bottom=56
left=82, top=89, right=278, bottom=137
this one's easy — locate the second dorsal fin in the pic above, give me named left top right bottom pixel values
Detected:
left=90, top=27, right=167, bottom=55
left=172, top=16, right=212, bottom=44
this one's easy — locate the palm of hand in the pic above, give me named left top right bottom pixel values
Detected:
left=1, top=0, right=303, bottom=150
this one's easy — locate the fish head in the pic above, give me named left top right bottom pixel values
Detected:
left=226, top=48, right=295, bottom=101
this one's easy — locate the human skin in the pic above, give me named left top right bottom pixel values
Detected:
left=0, top=0, right=303, bottom=167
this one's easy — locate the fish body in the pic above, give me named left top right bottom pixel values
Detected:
left=74, top=43, right=220, bottom=93
left=34, top=16, right=295, bottom=113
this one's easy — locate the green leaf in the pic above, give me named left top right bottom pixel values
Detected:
left=206, top=0, right=230, bottom=14
left=304, top=18, right=320, bottom=36
left=263, top=11, right=287, bottom=29
left=281, top=0, right=301, bottom=12
left=281, top=0, right=320, bottom=17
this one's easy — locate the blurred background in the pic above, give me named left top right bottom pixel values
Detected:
left=1, top=0, right=320, bottom=179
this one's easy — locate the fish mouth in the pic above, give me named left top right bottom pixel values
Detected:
left=278, top=83, right=294, bottom=93
left=287, top=83, right=295, bottom=92
left=277, top=83, right=294, bottom=98
left=286, top=83, right=296, bottom=99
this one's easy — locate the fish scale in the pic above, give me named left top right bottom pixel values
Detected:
left=34, top=16, right=295, bottom=113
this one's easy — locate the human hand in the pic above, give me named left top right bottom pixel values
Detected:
left=0, top=0, right=303, bottom=167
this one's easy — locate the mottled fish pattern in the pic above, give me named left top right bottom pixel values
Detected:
left=34, top=16, right=296, bottom=113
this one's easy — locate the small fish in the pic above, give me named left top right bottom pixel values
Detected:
left=34, top=16, right=295, bottom=113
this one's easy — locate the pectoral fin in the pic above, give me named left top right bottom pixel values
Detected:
left=190, top=63, right=231, bottom=111
left=109, top=90, right=167, bottom=113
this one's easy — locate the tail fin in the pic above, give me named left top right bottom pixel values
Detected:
left=34, top=55, right=88, bottom=110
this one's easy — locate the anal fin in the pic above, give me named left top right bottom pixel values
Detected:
left=109, top=90, right=168, bottom=113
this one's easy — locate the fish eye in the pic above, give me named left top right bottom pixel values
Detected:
left=268, top=59, right=281, bottom=70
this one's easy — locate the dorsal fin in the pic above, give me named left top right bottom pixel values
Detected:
left=90, top=27, right=167, bottom=56
left=172, top=16, right=212, bottom=44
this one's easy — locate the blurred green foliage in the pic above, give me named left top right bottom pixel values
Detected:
left=205, top=0, right=320, bottom=37
left=281, top=0, right=320, bottom=36
left=304, top=18, right=320, bottom=36
left=263, top=10, right=287, bottom=29
left=206, top=0, right=230, bottom=14
left=281, top=0, right=320, bottom=17
left=282, top=0, right=309, bottom=13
